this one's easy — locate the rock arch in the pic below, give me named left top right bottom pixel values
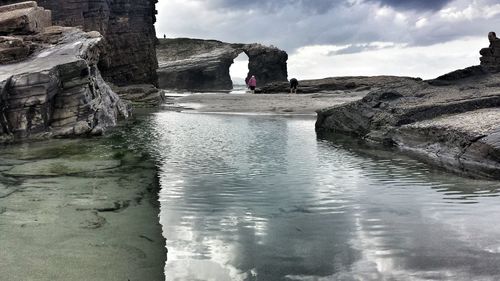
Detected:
left=157, top=38, right=288, bottom=91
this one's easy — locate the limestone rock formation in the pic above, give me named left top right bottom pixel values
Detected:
left=0, top=2, right=128, bottom=143
left=157, top=38, right=288, bottom=91
left=316, top=33, right=500, bottom=179
left=0, top=0, right=158, bottom=86
left=480, top=31, right=500, bottom=73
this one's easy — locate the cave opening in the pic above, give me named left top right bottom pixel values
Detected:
left=229, top=52, right=250, bottom=93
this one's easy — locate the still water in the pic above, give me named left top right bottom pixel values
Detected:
left=141, top=111, right=500, bottom=281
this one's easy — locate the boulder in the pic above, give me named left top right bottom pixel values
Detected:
left=0, top=36, right=33, bottom=63
left=480, top=31, right=500, bottom=73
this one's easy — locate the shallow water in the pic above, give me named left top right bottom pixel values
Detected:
left=146, top=111, right=500, bottom=281
left=0, top=123, right=166, bottom=280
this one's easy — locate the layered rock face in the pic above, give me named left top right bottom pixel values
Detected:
left=316, top=33, right=500, bottom=179
left=0, top=0, right=158, bottom=86
left=245, top=43, right=288, bottom=87
left=0, top=2, right=128, bottom=143
left=480, top=32, right=500, bottom=73
left=157, top=38, right=288, bottom=91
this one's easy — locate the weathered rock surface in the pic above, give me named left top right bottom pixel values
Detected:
left=157, top=38, right=288, bottom=91
left=261, top=76, right=421, bottom=94
left=111, top=83, right=165, bottom=107
left=316, top=33, right=500, bottom=179
left=0, top=0, right=159, bottom=86
left=0, top=4, right=128, bottom=143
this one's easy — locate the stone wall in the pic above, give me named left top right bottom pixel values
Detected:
left=0, top=0, right=159, bottom=86
left=480, top=31, right=500, bottom=73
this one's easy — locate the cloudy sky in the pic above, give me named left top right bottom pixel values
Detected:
left=156, top=0, right=500, bottom=79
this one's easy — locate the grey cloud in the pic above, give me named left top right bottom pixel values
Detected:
left=157, top=0, right=500, bottom=55
left=328, top=44, right=396, bottom=55
left=211, top=0, right=345, bottom=14
left=211, top=0, right=453, bottom=14
left=368, top=0, right=453, bottom=11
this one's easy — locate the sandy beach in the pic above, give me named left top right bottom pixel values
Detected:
left=165, top=92, right=368, bottom=114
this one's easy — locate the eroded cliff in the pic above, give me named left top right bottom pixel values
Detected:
left=0, top=2, right=128, bottom=143
left=157, top=38, right=288, bottom=91
left=0, top=0, right=158, bottom=86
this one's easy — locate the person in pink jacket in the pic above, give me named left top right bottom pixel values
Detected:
left=247, top=75, right=257, bottom=94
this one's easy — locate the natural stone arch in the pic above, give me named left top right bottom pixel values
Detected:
left=156, top=38, right=288, bottom=91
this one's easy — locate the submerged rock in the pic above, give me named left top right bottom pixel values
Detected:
left=5, top=159, right=121, bottom=176
left=0, top=2, right=128, bottom=143
left=316, top=33, right=500, bottom=179
left=157, top=38, right=288, bottom=91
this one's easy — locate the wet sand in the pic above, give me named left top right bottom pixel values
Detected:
left=166, top=92, right=368, bottom=114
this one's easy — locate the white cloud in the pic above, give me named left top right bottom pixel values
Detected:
left=288, top=37, right=486, bottom=80
left=440, top=1, right=500, bottom=21
left=415, top=17, right=428, bottom=28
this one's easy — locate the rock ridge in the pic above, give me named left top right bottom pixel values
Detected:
left=157, top=38, right=288, bottom=91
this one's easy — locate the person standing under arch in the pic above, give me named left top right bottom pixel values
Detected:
left=248, top=75, right=257, bottom=94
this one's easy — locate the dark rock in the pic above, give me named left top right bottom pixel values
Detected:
left=430, top=65, right=486, bottom=85
left=157, top=38, right=288, bottom=91
left=0, top=36, right=34, bottom=63
left=261, top=76, right=421, bottom=94
left=111, top=83, right=165, bottom=107
left=480, top=31, right=500, bottom=73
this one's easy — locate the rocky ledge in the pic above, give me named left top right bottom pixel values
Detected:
left=0, top=2, right=128, bottom=143
left=157, top=38, right=288, bottom=91
left=316, top=33, right=500, bottom=179
left=261, top=76, right=421, bottom=94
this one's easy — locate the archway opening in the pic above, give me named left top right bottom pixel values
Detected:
left=229, top=52, right=249, bottom=93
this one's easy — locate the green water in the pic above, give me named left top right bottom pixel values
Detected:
left=0, top=119, right=165, bottom=281
left=2, top=110, right=500, bottom=281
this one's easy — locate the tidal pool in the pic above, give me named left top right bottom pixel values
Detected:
left=0, top=121, right=166, bottom=281
left=145, top=111, right=500, bottom=281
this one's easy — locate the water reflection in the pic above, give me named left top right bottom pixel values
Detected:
left=148, top=112, right=500, bottom=281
